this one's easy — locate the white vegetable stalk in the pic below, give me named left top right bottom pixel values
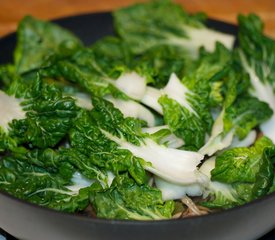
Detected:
left=229, top=130, right=257, bottom=149
left=111, top=72, right=197, bottom=120
left=162, top=73, right=197, bottom=115
left=102, top=130, right=205, bottom=185
left=105, top=96, right=156, bottom=127
left=261, top=115, right=275, bottom=143
left=155, top=176, right=204, bottom=201
left=141, top=87, right=163, bottom=114
left=73, top=92, right=93, bottom=110
left=141, top=73, right=197, bottom=115
left=239, top=51, right=275, bottom=143
left=199, top=109, right=234, bottom=156
left=181, top=26, right=235, bottom=58
left=142, top=125, right=170, bottom=134
left=0, top=90, right=26, bottom=131
left=66, top=172, right=94, bottom=194
left=107, top=171, right=115, bottom=187
left=163, top=26, right=235, bottom=59
left=113, top=72, right=147, bottom=100
left=66, top=171, right=114, bottom=193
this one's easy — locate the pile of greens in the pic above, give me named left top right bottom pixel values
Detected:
left=0, top=0, right=274, bottom=220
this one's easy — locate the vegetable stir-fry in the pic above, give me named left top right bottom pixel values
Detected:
left=0, top=0, right=274, bottom=220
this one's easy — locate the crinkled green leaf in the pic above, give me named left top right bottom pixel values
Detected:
left=159, top=95, right=211, bottom=150
left=42, top=47, right=128, bottom=99
left=211, top=137, right=274, bottom=203
left=237, top=13, right=275, bottom=143
left=59, top=147, right=108, bottom=187
left=183, top=43, right=233, bottom=108
left=41, top=36, right=134, bottom=98
left=156, top=45, right=237, bottom=151
left=1, top=74, right=78, bottom=150
left=199, top=70, right=269, bottom=156
left=0, top=151, right=92, bottom=213
left=223, top=96, right=273, bottom=140
left=91, top=36, right=133, bottom=78
left=69, top=107, right=148, bottom=185
left=134, top=45, right=190, bottom=88
left=90, top=174, right=174, bottom=220
left=90, top=97, right=147, bottom=145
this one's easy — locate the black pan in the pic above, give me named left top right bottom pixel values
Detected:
left=0, top=12, right=274, bottom=240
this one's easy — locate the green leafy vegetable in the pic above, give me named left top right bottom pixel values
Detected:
left=41, top=44, right=157, bottom=126
left=0, top=74, right=78, bottom=151
left=200, top=137, right=275, bottom=209
left=133, top=45, right=190, bottom=88
left=113, top=0, right=235, bottom=56
left=199, top=65, right=272, bottom=156
left=90, top=174, right=174, bottom=220
left=68, top=97, right=205, bottom=186
left=15, top=16, right=82, bottom=74
left=0, top=150, right=92, bottom=212
left=159, top=94, right=210, bottom=150
left=237, top=14, right=275, bottom=142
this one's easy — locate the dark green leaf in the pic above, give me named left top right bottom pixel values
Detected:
left=211, top=137, right=274, bottom=203
left=90, top=174, right=174, bottom=220
left=15, top=16, right=82, bottom=74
